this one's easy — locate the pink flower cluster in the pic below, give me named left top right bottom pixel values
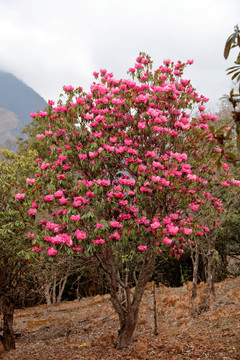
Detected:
left=21, top=53, right=239, bottom=259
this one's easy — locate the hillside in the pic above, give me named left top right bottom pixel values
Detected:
left=0, top=71, right=47, bottom=148
left=1, top=277, right=240, bottom=360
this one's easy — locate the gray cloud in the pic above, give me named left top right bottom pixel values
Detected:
left=0, top=0, right=239, bottom=110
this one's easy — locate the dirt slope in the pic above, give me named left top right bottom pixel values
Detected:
left=1, top=277, right=240, bottom=360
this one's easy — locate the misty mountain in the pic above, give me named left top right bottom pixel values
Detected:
left=0, top=71, right=47, bottom=149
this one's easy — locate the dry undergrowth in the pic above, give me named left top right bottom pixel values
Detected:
left=1, top=277, right=240, bottom=360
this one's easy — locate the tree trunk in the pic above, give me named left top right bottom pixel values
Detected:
left=52, top=272, right=57, bottom=305
left=116, top=308, right=139, bottom=349
left=57, top=275, right=68, bottom=304
left=192, top=242, right=199, bottom=300
left=1, top=297, right=15, bottom=351
left=200, top=235, right=217, bottom=312
left=44, top=283, right=52, bottom=307
left=153, top=282, right=158, bottom=336
left=96, top=237, right=156, bottom=350
left=111, top=251, right=156, bottom=349
left=204, top=245, right=216, bottom=309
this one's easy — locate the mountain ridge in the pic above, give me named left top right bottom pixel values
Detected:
left=0, top=71, right=47, bottom=148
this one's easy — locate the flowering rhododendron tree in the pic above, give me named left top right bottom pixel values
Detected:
left=20, top=53, right=240, bottom=349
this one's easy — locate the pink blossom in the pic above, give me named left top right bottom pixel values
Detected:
left=47, top=247, right=57, bottom=256
left=89, top=151, right=97, bottom=159
left=223, top=163, right=229, bottom=172
left=54, top=190, right=64, bottom=198
left=71, top=215, right=80, bottom=221
left=26, top=178, right=35, bottom=184
left=40, top=161, right=50, bottom=170
left=183, top=228, right=192, bottom=235
left=74, top=196, right=89, bottom=207
left=119, top=200, right=128, bottom=206
left=38, top=111, right=47, bottom=117
left=75, top=230, right=87, bottom=240
left=96, top=223, right=104, bottom=228
left=163, top=237, right=173, bottom=245
left=33, top=246, right=42, bottom=252
left=57, top=174, right=65, bottom=180
left=92, top=238, right=105, bottom=245
left=221, top=181, right=230, bottom=187
left=145, top=151, right=156, bottom=158
left=79, top=154, right=87, bottom=160
left=231, top=178, right=240, bottom=187
left=45, top=194, right=54, bottom=202
left=15, top=193, right=25, bottom=200
left=110, top=221, right=122, bottom=228
left=137, top=245, right=147, bottom=252
left=138, top=164, right=147, bottom=172
left=32, top=201, right=38, bottom=208
left=169, top=130, right=179, bottom=137
left=128, top=205, right=139, bottom=214
left=62, top=234, right=72, bottom=247
left=151, top=175, right=160, bottom=183
left=151, top=221, right=161, bottom=230
left=58, top=154, right=67, bottom=162
left=116, top=146, right=126, bottom=154
left=202, top=226, right=210, bottom=233
left=187, top=174, right=199, bottom=181
left=152, top=161, right=163, bottom=169
left=63, top=85, right=74, bottom=92
left=163, top=58, right=171, bottom=65
left=161, top=178, right=170, bottom=187
left=26, top=232, right=35, bottom=239
left=189, top=203, right=200, bottom=211
left=28, top=208, right=37, bottom=216
left=109, top=136, right=117, bottom=143
left=168, top=225, right=179, bottom=236
left=59, top=197, right=68, bottom=205
left=169, top=213, right=178, bottom=220
left=128, top=67, right=136, bottom=73
left=138, top=122, right=146, bottom=129
left=62, top=164, right=70, bottom=171
left=86, top=191, right=95, bottom=197
left=73, top=246, right=83, bottom=252
left=110, top=231, right=120, bottom=240
left=124, top=139, right=132, bottom=146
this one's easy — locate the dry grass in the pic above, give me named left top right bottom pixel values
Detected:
left=1, top=277, right=240, bottom=359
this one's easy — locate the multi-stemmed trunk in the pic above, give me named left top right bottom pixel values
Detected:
left=116, top=306, right=140, bottom=349
left=191, top=242, right=199, bottom=301
left=1, top=296, right=15, bottom=351
left=97, top=240, right=156, bottom=349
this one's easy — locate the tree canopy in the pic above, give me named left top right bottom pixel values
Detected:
left=18, top=53, right=240, bottom=348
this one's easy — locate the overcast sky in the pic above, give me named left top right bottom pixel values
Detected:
left=0, top=0, right=239, bottom=110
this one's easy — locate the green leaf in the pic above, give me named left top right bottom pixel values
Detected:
left=224, top=33, right=236, bottom=59
left=231, top=70, right=240, bottom=81
left=208, top=140, right=216, bottom=153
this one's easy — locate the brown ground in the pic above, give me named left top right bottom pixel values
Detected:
left=1, top=277, right=240, bottom=360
